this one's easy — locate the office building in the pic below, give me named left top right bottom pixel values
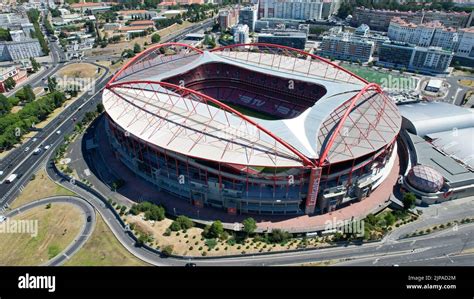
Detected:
left=257, top=31, right=307, bottom=49
left=378, top=41, right=453, bottom=74
left=239, top=5, right=258, bottom=32
left=232, top=24, right=250, bottom=44
left=259, top=0, right=324, bottom=21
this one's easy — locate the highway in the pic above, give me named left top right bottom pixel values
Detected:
left=0, top=41, right=66, bottom=177
left=2, top=15, right=474, bottom=266
left=46, top=158, right=474, bottom=266
left=0, top=63, right=111, bottom=209
left=0, top=16, right=215, bottom=207
left=3, top=195, right=95, bottom=266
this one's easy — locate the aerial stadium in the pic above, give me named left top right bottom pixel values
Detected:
left=102, top=43, right=402, bottom=216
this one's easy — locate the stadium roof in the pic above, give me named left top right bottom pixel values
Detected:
left=104, top=43, right=401, bottom=168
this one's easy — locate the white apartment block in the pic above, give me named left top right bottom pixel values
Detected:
left=456, top=27, right=474, bottom=59
left=232, top=24, right=250, bottom=44
left=388, top=17, right=474, bottom=59
left=259, top=0, right=324, bottom=21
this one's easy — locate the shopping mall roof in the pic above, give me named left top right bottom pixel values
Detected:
left=406, top=132, right=474, bottom=187
left=398, top=101, right=474, bottom=136
left=427, top=127, right=474, bottom=169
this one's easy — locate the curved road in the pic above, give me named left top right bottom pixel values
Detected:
left=46, top=161, right=474, bottom=266
left=3, top=196, right=95, bottom=266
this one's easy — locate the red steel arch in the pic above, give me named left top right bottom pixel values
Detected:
left=317, top=82, right=389, bottom=167
left=107, top=43, right=398, bottom=169
left=211, top=43, right=369, bottom=85
left=107, top=79, right=316, bottom=167
left=108, top=42, right=204, bottom=86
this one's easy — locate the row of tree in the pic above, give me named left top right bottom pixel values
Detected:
left=27, top=9, right=50, bottom=55
left=0, top=89, right=66, bottom=151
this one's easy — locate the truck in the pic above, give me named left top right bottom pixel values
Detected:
left=4, top=174, right=17, bottom=184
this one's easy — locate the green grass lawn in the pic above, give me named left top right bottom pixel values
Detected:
left=341, top=63, right=413, bottom=86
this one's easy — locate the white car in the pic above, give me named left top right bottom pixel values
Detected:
left=33, top=148, right=41, bottom=155
left=56, top=130, right=61, bottom=135
left=32, top=138, right=37, bottom=142
left=44, top=145, right=51, bottom=150
left=0, top=170, right=3, bottom=176
left=24, top=147, right=30, bottom=152
left=0, top=216, right=6, bottom=223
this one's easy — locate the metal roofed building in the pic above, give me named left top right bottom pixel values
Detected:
left=398, top=101, right=474, bottom=136
left=399, top=101, right=474, bottom=203
left=427, top=128, right=474, bottom=170
left=102, top=43, right=401, bottom=215
left=403, top=132, right=474, bottom=204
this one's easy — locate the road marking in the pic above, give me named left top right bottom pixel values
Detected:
left=0, top=70, right=110, bottom=185
left=372, top=258, right=379, bottom=265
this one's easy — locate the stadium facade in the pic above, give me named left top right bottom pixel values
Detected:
left=103, top=43, right=401, bottom=216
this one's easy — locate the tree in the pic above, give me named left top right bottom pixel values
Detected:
left=30, top=57, right=40, bottom=73
left=384, top=212, right=396, bottom=226
left=48, top=77, right=58, bottom=92
left=203, top=220, right=224, bottom=239
left=268, top=229, right=292, bottom=244
left=242, top=217, right=257, bottom=236
left=15, top=85, right=35, bottom=103
left=3, top=77, right=16, bottom=91
left=403, top=192, right=416, bottom=210
left=96, top=103, right=104, bottom=114
left=0, top=28, right=11, bottom=41
left=176, top=215, right=194, bottom=229
left=161, top=245, right=174, bottom=256
left=133, top=42, right=142, bottom=54
left=0, top=94, right=12, bottom=116
left=337, top=1, right=352, bottom=19
left=151, top=33, right=161, bottom=44
left=366, top=213, right=377, bottom=226
left=169, top=221, right=181, bottom=231
left=121, top=49, right=135, bottom=58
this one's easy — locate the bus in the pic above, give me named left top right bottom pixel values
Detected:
left=4, top=174, right=17, bottom=184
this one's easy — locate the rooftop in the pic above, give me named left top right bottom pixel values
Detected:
left=398, top=101, right=474, bottom=136
left=406, top=132, right=474, bottom=186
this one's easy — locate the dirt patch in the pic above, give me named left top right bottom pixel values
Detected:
left=11, top=168, right=75, bottom=209
left=125, top=214, right=331, bottom=257
left=57, top=63, right=98, bottom=79
left=0, top=203, right=84, bottom=265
